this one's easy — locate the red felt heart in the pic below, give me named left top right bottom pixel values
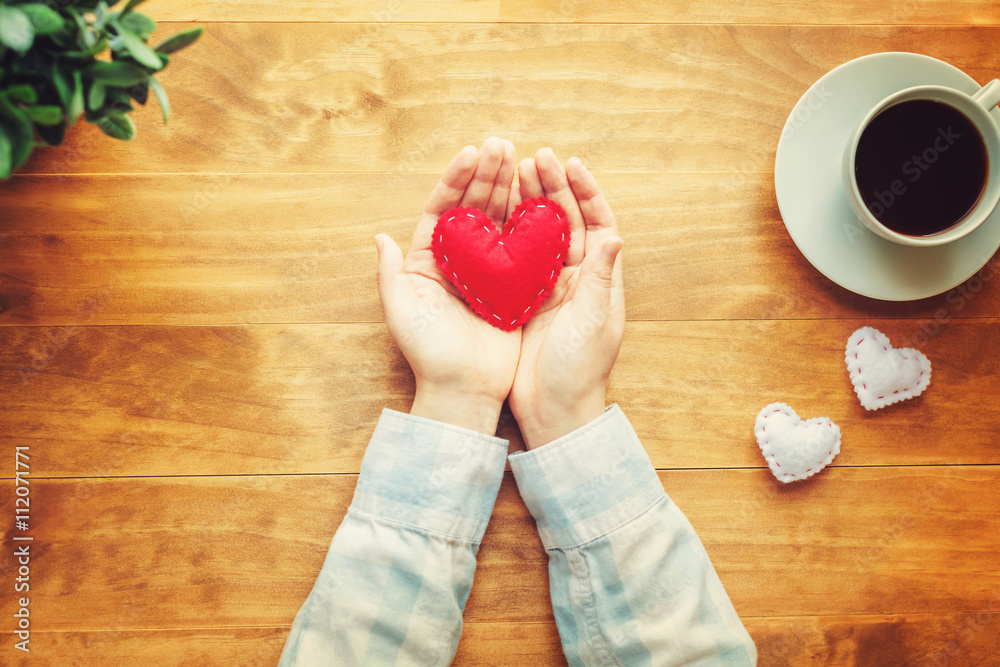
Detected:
left=432, top=197, right=570, bottom=331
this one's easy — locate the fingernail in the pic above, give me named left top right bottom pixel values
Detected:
left=375, top=234, right=384, bottom=252
left=568, top=156, right=582, bottom=166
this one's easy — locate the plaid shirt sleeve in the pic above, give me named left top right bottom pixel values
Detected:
left=508, top=404, right=758, bottom=666
left=278, top=407, right=509, bottom=666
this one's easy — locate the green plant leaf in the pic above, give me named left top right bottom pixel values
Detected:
left=17, top=4, right=65, bottom=36
left=120, top=0, right=148, bottom=14
left=5, top=84, right=37, bottom=104
left=0, top=102, right=36, bottom=169
left=94, top=1, right=110, bottom=30
left=105, top=87, right=133, bottom=113
left=148, top=74, right=168, bottom=123
left=53, top=64, right=72, bottom=108
left=65, top=37, right=108, bottom=59
left=86, top=61, right=148, bottom=86
left=26, top=105, right=63, bottom=126
left=0, top=6, right=34, bottom=53
left=88, top=80, right=106, bottom=110
left=69, top=71, right=84, bottom=122
left=81, top=24, right=98, bottom=49
left=35, top=120, right=65, bottom=146
left=114, top=22, right=161, bottom=69
left=96, top=112, right=135, bottom=140
left=0, top=126, right=11, bottom=179
left=130, top=81, right=148, bottom=105
left=120, top=12, right=155, bottom=39
left=154, top=27, right=202, bottom=54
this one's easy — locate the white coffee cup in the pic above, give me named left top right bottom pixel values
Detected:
left=842, top=79, right=1000, bottom=247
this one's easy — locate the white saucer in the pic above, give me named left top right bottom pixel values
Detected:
left=774, top=52, right=1000, bottom=301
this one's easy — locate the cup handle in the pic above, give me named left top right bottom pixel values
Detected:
left=973, top=79, right=1000, bottom=112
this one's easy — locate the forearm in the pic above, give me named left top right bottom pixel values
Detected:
left=279, top=408, right=508, bottom=666
left=509, top=405, right=757, bottom=666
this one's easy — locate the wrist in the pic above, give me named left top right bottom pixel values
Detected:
left=410, top=383, right=504, bottom=436
left=516, top=394, right=606, bottom=450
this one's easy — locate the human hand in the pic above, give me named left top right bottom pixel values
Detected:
left=508, top=149, right=625, bottom=449
left=375, top=137, right=522, bottom=435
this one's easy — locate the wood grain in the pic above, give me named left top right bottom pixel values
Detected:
left=745, top=613, right=1000, bottom=666
left=0, top=623, right=569, bottom=667
left=2, top=174, right=999, bottom=326
left=3, top=3, right=998, bottom=663
left=2, top=320, right=997, bottom=476
left=1, top=471, right=997, bottom=633
left=0, top=628, right=290, bottom=667
left=12, top=25, right=1000, bottom=175
left=150, top=0, right=1000, bottom=25
left=2, top=612, right=998, bottom=667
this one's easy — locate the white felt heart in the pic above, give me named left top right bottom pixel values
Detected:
left=845, top=326, right=931, bottom=411
left=754, top=403, right=841, bottom=483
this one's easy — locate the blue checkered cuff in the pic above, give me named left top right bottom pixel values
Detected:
left=350, top=408, right=509, bottom=544
left=508, top=404, right=665, bottom=550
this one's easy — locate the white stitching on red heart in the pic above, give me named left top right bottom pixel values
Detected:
left=432, top=197, right=569, bottom=330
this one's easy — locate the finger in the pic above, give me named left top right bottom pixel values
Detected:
left=459, top=136, right=505, bottom=213
left=566, top=157, right=620, bottom=256
left=410, top=145, right=479, bottom=256
left=484, top=139, right=517, bottom=224
left=517, top=157, right=543, bottom=200
left=609, top=242, right=625, bottom=317
left=375, top=234, right=416, bottom=325
left=535, top=148, right=586, bottom=267
left=572, top=236, right=623, bottom=323
left=506, top=175, right=523, bottom=222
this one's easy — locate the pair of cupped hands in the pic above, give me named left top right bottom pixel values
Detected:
left=375, top=137, right=625, bottom=448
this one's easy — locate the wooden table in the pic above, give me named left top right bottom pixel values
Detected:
left=2, top=1, right=999, bottom=664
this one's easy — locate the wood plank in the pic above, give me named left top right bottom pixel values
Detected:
left=1, top=613, right=997, bottom=666
left=13, top=25, right=1000, bottom=175
left=0, top=628, right=289, bottom=666
left=149, top=0, right=1000, bottom=26
left=745, top=613, right=1000, bottom=666
left=2, top=320, right=998, bottom=477
left=0, top=469, right=997, bottom=630
left=0, top=623, right=569, bottom=666
left=3, top=174, right=999, bottom=325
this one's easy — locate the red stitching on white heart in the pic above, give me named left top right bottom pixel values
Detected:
left=756, top=403, right=840, bottom=483
left=852, top=332, right=927, bottom=408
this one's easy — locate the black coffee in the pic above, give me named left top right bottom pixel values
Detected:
left=854, top=99, right=988, bottom=236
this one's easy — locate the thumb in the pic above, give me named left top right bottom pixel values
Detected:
left=573, top=237, right=623, bottom=317
left=375, top=234, right=412, bottom=318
